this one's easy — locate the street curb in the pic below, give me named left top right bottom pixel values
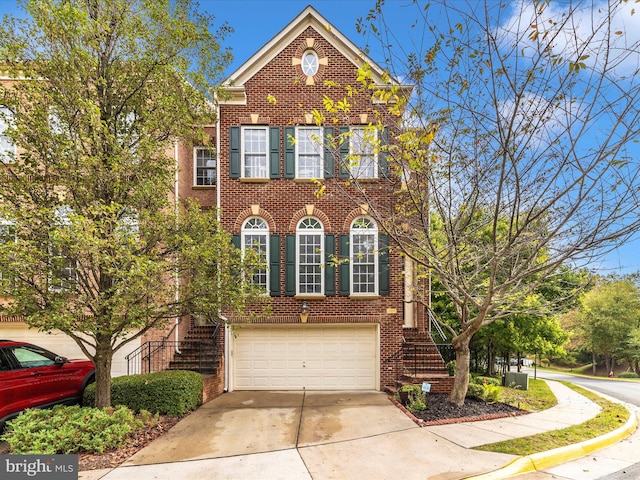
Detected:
left=465, top=408, right=638, bottom=479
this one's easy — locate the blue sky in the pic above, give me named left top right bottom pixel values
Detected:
left=1, top=0, right=638, bottom=275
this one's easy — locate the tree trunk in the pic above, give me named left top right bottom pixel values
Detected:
left=93, top=339, right=113, bottom=408
left=448, top=336, right=471, bottom=406
left=592, top=351, right=597, bottom=376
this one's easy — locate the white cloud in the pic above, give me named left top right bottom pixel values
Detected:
left=502, top=0, right=640, bottom=77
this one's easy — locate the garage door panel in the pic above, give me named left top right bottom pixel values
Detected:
left=233, top=325, right=377, bottom=390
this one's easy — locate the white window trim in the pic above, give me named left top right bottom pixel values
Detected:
left=193, top=146, right=217, bottom=186
left=296, top=217, right=324, bottom=295
left=295, top=126, right=323, bottom=179
left=49, top=207, right=77, bottom=292
left=349, top=126, right=378, bottom=179
left=241, top=126, right=269, bottom=179
left=301, top=50, right=319, bottom=77
left=0, top=219, right=16, bottom=283
left=241, top=217, right=269, bottom=294
left=0, top=107, right=16, bottom=163
left=350, top=217, right=379, bottom=295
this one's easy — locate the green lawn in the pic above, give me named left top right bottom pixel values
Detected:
left=475, top=381, right=630, bottom=456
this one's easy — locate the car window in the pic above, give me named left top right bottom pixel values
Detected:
left=12, top=346, right=56, bottom=368
left=0, top=350, right=11, bottom=371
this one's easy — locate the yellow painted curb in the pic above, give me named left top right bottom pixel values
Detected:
left=465, top=410, right=637, bottom=480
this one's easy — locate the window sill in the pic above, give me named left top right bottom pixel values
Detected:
left=294, top=178, right=322, bottom=184
left=239, top=178, right=270, bottom=184
left=349, top=178, right=379, bottom=183
left=349, top=294, right=381, bottom=300
left=192, top=185, right=217, bottom=189
left=294, top=294, right=326, bottom=300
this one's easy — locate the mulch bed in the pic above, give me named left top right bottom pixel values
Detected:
left=78, top=416, right=182, bottom=471
left=392, top=393, right=528, bottom=426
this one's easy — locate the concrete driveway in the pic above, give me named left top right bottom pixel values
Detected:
left=100, top=390, right=515, bottom=480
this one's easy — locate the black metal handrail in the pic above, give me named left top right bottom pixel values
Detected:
left=126, top=322, right=221, bottom=375
left=383, top=341, right=455, bottom=387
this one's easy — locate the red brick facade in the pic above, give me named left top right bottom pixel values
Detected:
left=169, top=6, right=413, bottom=393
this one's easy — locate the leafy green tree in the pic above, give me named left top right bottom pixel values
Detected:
left=344, top=0, right=640, bottom=404
left=576, top=279, right=640, bottom=374
left=0, top=0, right=263, bottom=408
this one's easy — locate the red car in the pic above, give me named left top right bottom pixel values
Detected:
left=0, top=340, right=95, bottom=428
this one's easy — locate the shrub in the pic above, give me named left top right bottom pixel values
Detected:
left=474, top=376, right=500, bottom=386
left=617, top=372, right=639, bottom=379
left=399, top=384, right=427, bottom=412
left=446, top=360, right=456, bottom=376
left=1, top=405, right=144, bottom=454
left=84, top=370, right=203, bottom=416
left=466, top=383, right=483, bottom=399
left=479, top=382, right=501, bottom=404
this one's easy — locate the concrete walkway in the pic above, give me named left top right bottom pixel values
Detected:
left=78, top=381, right=636, bottom=480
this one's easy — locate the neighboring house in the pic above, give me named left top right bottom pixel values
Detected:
left=0, top=81, right=141, bottom=378
left=146, top=6, right=451, bottom=395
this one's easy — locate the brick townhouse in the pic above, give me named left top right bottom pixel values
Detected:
left=160, top=5, right=452, bottom=397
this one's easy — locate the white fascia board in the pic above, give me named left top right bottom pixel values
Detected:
left=224, top=6, right=402, bottom=90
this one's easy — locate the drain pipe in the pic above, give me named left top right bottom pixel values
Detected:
left=213, top=95, right=230, bottom=392
left=174, top=139, right=181, bottom=354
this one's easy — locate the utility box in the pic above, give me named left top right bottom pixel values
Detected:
left=504, top=372, right=529, bottom=390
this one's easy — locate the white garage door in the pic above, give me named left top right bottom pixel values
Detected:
left=232, top=324, right=378, bottom=390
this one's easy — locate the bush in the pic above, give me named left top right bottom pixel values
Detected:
left=618, top=372, right=639, bottom=378
left=479, top=382, right=501, bottom=404
left=1, top=405, right=144, bottom=454
left=84, top=370, right=203, bottom=416
left=400, top=384, right=427, bottom=412
left=474, top=376, right=500, bottom=386
left=466, top=383, right=483, bottom=399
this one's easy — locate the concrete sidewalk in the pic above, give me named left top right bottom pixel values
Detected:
left=78, top=381, right=637, bottom=480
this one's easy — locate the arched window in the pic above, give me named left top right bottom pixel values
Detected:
left=350, top=217, right=378, bottom=294
left=242, top=217, right=269, bottom=292
left=297, top=217, right=324, bottom=294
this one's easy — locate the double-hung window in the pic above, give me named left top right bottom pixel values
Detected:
left=297, top=217, right=324, bottom=294
left=339, top=125, right=388, bottom=179
left=242, top=127, right=268, bottom=178
left=0, top=107, right=16, bottom=162
left=0, top=219, right=16, bottom=286
left=350, top=217, right=378, bottom=294
left=296, top=127, right=323, bottom=179
left=194, top=147, right=216, bottom=186
left=50, top=207, right=77, bottom=292
left=349, top=127, right=377, bottom=179
left=242, top=217, right=269, bottom=292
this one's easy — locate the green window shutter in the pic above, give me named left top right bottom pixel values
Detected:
left=231, top=234, right=241, bottom=249
left=324, top=234, right=335, bottom=295
left=338, top=234, right=350, bottom=296
left=379, top=126, right=389, bottom=178
left=379, top=233, right=389, bottom=296
left=338, top=126, right=350, bottom=179
left=269, top=127, right=280, bottom=179
left=269, top=234, right=280, bottom=296
left=229, top=126, right=241, bottom=179
left=323, top=127, right=334, bottom=179
left=284, top=127, right=295, bottom=179
left=285, top=234, right=296, bottom=296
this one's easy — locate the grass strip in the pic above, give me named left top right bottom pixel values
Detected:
left=499, top=378, right=557, bottom=412
left=474, top=381, right=629, bottom=456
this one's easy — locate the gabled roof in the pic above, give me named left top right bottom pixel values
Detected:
left=221, top=5, right=401, bottom=104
